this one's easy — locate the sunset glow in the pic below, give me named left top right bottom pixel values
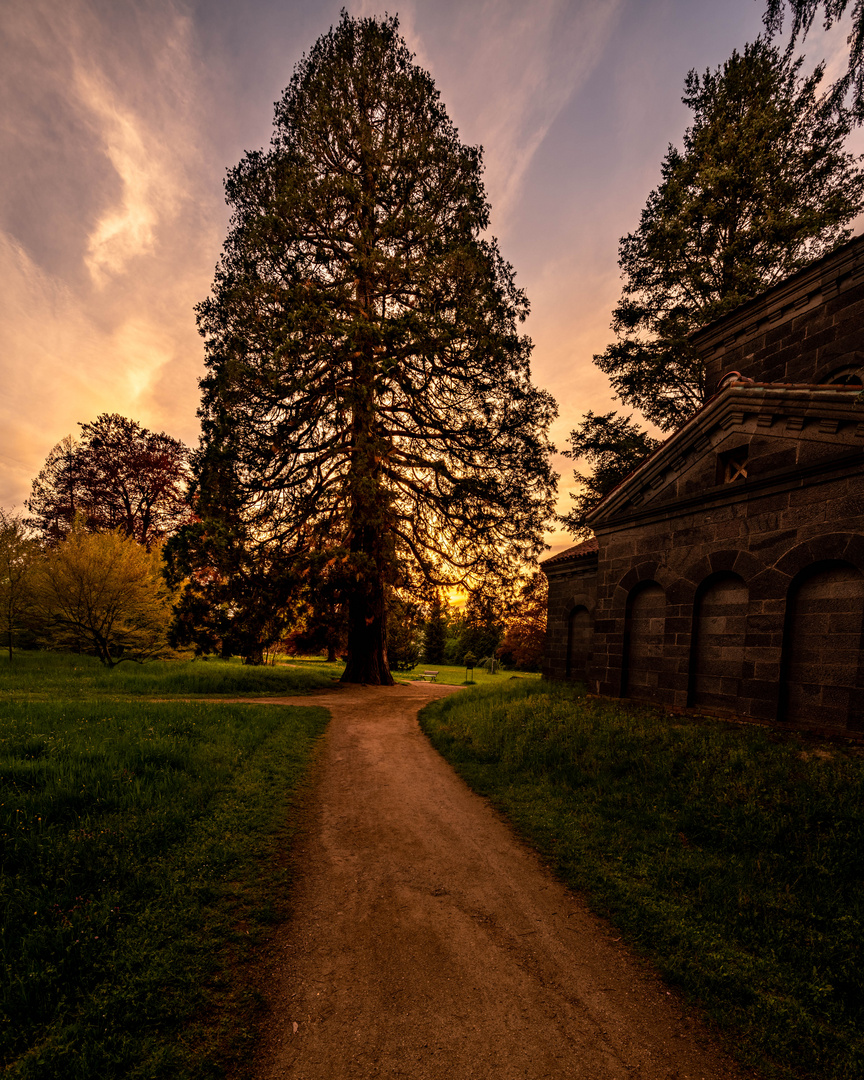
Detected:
left=1, top=0, right=860, bottom=556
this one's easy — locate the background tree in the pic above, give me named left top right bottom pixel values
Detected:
left=561, top=413, right=660, bottom=538
left=423, top=592, right=448, bottom=665
left=497, top=571, right=548, bottom=672
left=34, top=525, right=175, bottom=666
left=164, top=519, right=302, bottom=664
left=457, top=590, right=504, bottom=662
left=386, top=593, right=423, bottom=671
left=0, top=510, right=39, bottom=661
left=192, top=13, right=557, bottom=686
left=566, top=37, right=864, bottom=537
left=764, top=1, right=864, bottom=119
left=27, top=414, right=191, bottom=548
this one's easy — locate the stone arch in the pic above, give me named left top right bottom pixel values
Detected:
left=621, top=580, right=666, bottom=701
left=613, top=561, right=676, bottom=618
left=675, top=549, right=764, bottom=611
left=565, top=605, right=592, bottom=682
left=779, top=559, right=864, bottom=730
left=775, top=533, right=864, bottom=580
left=687, top=571, right=749, bottom=711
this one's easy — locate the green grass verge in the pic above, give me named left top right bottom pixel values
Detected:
left=0, top=651, right=342, bottom=699
left=394, top=662, right=541, bottom=686
left=419, top=680, right=864, bottom=1080
left=1, top=696, right=329, bottom=1079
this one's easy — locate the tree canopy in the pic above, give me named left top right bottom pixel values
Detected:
left=34, top=525, right=175, bottom=666
left=565, top=37, right=864, bottom=536
left=189, top=12, right=557, bottom=683
left=0, top=510, right=38, bottom=661
left=27, top=414, right=191, bottom=549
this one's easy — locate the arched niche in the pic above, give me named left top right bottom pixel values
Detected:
left=565, top=606, right=592, bottom=683
left=688, top=572, right=748, bottom=711
left=622, top=581, right=666, bottom=700
left=779, top=560, right=864, bottom=729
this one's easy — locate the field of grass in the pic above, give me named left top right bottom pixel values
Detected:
left=419, top=680, right=864, bottom=1080
left=0, top=651, right=342, bottom=699
left=395, top=662, right=541, bottom=687
left=1, top=652, right=331, bottom=1079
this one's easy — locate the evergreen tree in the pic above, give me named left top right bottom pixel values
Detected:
left=193, top=13, right=557, bottom=684
left=423, top=592, right=448, bottom=665
left=567, top=37, right=864, bottom=536
left=561, top=413, right=660, bottom=538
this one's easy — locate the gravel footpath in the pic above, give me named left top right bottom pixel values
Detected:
left=250, top=682, right=752, bottom=1080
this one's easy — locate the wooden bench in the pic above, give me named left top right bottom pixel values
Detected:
left=420, top=670, right=439, bottom=682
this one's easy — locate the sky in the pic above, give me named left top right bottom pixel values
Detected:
left=0, top=0, right=859, bottom=555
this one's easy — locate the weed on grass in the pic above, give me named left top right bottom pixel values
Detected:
left=420, top=681, right=864, bottom=1080
left=1, top=697, right=328, bottom=1079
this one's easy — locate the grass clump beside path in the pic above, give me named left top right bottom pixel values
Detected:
left=1, top=696, right=329, bottom=1079
left=419, top=680, right=864, bottom=1080
left=0, top=651, right=342, bottom=700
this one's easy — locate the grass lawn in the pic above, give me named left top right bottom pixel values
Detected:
left=1, top=652, right=332, bottom=1079
left=394, top=662, right=541, bottom=687
left=0, top=650, right=343, bottom=700
left=419, top=679, right=864, bottom=1080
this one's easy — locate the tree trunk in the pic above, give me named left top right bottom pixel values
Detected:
left=341, top=574, right=393, bottom=684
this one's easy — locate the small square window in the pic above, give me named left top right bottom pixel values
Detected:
left=724, top=454, right=748, bottom=482
left=717, top=446, right=749, bottom=484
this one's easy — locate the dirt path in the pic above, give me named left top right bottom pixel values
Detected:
left=251, top=682, right=752, bottom=1080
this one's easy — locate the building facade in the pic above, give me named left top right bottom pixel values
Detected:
left=542, top=235, right=864, bottom=733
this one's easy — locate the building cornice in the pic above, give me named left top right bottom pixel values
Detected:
left=587, top=383, right=864, bottom=528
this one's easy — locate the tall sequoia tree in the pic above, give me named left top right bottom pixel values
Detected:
left=564, top=37, right=864, bottom=536
left=192, top=13, right=557, bottom=684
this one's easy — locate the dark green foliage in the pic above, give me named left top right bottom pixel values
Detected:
left=192, top=13, right=557, bottom=685
left=595, top=38, right=864, bottom=433
left=566, top=37, right=864, bottom=539
left=560, top=412, right=660, bottom=537
left=164, top=521, right=302, bottom=665
left=421, top=682, right=864, bottom=1080
left=0, top=511, right=39, bottom=661
left=0, top=694, right=329, bottom=1078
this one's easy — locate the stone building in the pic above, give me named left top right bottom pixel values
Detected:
left=542, top=234, right=864, bottom=733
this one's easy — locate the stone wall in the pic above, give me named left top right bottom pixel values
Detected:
left=694, top=235, right=864, bottom=397
left=587, top=467, right=864, bottom=731
left=542, top=542, right=597, bottom=682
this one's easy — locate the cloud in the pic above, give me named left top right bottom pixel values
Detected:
left=0, top=0, right=222, bottom=510
left=76, top=67, right=177, bottom=283
left=355, top=0, right=624, bottom=230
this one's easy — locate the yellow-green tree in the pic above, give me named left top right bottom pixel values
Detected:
left=36, top=524, right=175, bottom=666
left=0, top=510, right=39, bottom=661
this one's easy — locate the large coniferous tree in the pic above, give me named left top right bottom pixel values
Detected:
left=192, top=14, right=557, bottom=684
left=564, top=38, right=864, bottom=536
